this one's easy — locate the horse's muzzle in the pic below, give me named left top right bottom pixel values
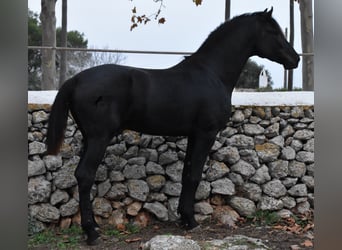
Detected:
left=284, top=54, right=300, bottom=69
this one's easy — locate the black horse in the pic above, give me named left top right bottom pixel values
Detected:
left=46, top=8, right=299, bottom=245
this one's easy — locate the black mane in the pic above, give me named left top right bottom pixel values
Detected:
left=197, top=11, right=269, bottom=53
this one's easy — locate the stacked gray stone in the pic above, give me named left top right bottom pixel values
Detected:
left=28, top=104, right=314, bottom=233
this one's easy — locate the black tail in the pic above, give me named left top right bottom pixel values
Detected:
left=46, top=78, right=75, bottom=155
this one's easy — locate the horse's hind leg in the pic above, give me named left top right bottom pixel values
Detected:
left=178, top=129, right=217, bottom=229
left=75, top=135, right=111, bottom=245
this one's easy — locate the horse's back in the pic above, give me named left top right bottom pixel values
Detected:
left=72, top=64, right=132, bottom=92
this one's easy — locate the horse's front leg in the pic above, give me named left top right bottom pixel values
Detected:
left=178, top=129, right=217, bottom=229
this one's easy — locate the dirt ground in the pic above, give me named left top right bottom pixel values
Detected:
left=94, top=221, right=313, bottom=250
left=29, top=218, right=314, bottom=250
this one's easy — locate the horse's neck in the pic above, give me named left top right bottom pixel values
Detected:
left=194, top=23, right=256, bottom=92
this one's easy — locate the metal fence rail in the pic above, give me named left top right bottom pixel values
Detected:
left=28, top=46, right=314, bottom=57
left=28, top=46, right=193, bottom=56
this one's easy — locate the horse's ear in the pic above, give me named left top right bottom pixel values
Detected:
left=262, top=7, right=273, bottom=18
left=267, top=7, right=273, bottom=17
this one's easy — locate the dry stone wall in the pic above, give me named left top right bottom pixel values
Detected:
left=28, top=103, right=314, bottom=234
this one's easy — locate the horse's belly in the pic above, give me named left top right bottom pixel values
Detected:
left=125, top=111, right=192, bottom=136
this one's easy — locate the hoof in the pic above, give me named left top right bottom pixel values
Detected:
left=179, top=218, right=199, bottom=231
left=86, top=230, right=100, bottom=246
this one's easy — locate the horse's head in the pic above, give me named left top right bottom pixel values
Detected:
left=254, top=8, right=300, bottom=69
